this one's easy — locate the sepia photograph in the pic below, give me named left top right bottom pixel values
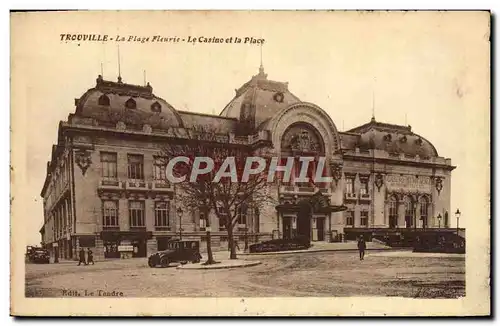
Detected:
left=10, top=10, right=490, bottom=316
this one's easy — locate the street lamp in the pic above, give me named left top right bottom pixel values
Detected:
left=177, top=206, right=184, bottom=240
left=455, top=208, right=461, bottom=235
left=437, top=214, right=442, bottom=229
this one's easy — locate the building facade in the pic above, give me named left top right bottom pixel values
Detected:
left=40, top=67, right=455, bottom=260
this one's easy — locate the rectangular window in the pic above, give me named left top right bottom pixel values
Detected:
left=360, top=211, right=368, bottom=227
left=102, top=200, right=119, bottom=228
left=359, top=178, right=369, bottom=195
left=101, top=152, right=117, bottom=179
left=345, top=177, right=355, bottom=194
left=346, top=211, right=354, bottom=226
left=153, top=157, right=168, bottom=182
left=127, top=154, right=144, bottom=180
left=129, top=201, right=145, bottom=228
left=218, top=206, right=227, bottom=230
left=237, top=206, right=247, bottom=225
left=154, top=202, right=170, bottom=228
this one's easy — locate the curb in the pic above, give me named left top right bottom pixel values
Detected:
left=176, top=260, right=262, bottom=270
left=238, top=247, right=398, bottom=256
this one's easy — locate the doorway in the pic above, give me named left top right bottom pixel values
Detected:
left=297, top=201, right=312, bottom=243
left=317, top=217, right=325, bottom=241
left=132, top=240, right=147, bottom=258
left=283, top=217, right=293, bottom=240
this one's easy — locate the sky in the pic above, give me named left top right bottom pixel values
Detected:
left=10, top=11, right=490, bottom=246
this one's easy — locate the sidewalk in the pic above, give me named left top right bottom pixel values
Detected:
left=238, top=241, right=393, bottom=256
left=177, top=259, right=261, bottom=270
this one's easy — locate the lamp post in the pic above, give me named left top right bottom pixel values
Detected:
left=455, top=208, right=461, bottom=235
left=177, top=206, right=183, bottom=241
left=437, top=213, right=442, bottom=229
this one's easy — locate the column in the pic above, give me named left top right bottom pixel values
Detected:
left=145, top=199, right=155, bottom=232
left=415, top=203, right=421, bottom=228
left=95, top=236, right=104, bottom=261
left=397, top=202, right=405, bottom=228
left=170, top=199, right=176, bottom=232
left=428, top=203, right=433, bottom=227
left=119, top=198, right=129, bottom=231
left=277, top=213, right=282, bottom=238
left=384, top=202, right=389, bottom=226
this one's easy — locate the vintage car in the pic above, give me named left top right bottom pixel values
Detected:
left=148, top=240, right=202, bottom=268
left=249, top=236, right=311, bottom=253
left=28, top=248, right=50, bottom=264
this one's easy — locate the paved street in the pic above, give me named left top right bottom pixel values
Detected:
left=25, top=250, right=465, bottom=298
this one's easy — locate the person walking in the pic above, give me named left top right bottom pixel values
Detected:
left=357, top=235, right=366, bottom=261
left=77, top=248, right=86, bottom=266
left=87, top=248, right=95, bottom=265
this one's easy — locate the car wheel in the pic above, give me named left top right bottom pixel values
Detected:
left=148, top=258, right=156, bottom=268
left=180, top=261, right=188, bottom=265
left=160, top=258, right=169, bottom=268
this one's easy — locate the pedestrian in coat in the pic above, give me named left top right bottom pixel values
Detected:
left=78, top=248, right=86, bottom=266
left=357, top=235, right=366, bottom=261
left=87, top=248, right=95, bottom=265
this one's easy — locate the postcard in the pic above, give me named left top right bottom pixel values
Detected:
left=10, top=10, right=490, bottom=316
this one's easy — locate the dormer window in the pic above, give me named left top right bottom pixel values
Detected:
left=125, top=98, right=137, bottom=109
left=415, top=137, right=423, bottom=146
left=383, top=133, right=392, bottom=142
left=151, top=101, right=162, bottom=113
left=399, top=135, right=407, bottom=143
left=98, top=94, right=110, bottom=106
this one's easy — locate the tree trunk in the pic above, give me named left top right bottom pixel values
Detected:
left=227, top=225, right=237, bottom=260
left=203, top=209, right=216, bottom=265
left=205, top=230, right=216, bottom=264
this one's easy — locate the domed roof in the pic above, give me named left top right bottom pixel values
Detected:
left=348, top=118, right=438, bottom=158
left=220, top=65, right=301, bottom=132
left=74, top=75, right=183, bottom=129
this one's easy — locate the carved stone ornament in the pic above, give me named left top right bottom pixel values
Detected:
left=375, top=173, right=384, bottom=192
left=143, top=124, right=152, bottom=134
left=435, top=177, right=443, bottom=195
left=75, top=149, right=92, bottom=176
left=273, top=92, right=284, bottom=103
left=330, top=163, right=343, bottom=184
left=289, top=129, right=320, bottom=152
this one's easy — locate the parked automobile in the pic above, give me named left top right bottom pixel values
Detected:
left=249, top=235, right=311, bottom=253
left=28, top=248, right=50, bottom=264
left=148, top=240, right=202, bottom=268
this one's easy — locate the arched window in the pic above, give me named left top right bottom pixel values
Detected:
left=125, top=98, right=137, bottom=109
left=403, top=196, right=414, bottom=228
left=98, top=94, right=110, bottom=106
left=151, top=101, right=162, bottom=113
left=419, top=196, right=429, bottom=228
left=388, top=195, right=398, bottom=228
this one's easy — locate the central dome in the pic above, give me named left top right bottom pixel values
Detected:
left=220, top=66, right=301, bottom=134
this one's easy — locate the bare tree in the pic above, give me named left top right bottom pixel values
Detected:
left=161, top=126, right=274, bottom=260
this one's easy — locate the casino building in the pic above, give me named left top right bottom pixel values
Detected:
left=39, top=65, right=456, bottom=260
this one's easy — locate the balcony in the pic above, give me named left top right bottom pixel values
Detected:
left=344, top=193, right=357, bottom=201
left=98, top=179, right=122, bottom=190
left=151, top=180, right=174, bottom=192
left=279, top=185, right=331, bottom=195
left=359, top=192, right=372, bottom=201
left=125, top=180, right=147, bottom=189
